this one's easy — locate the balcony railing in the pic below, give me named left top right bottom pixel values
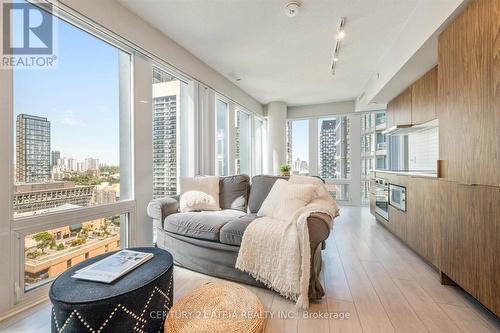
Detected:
left=376, top=142, right=387, bottom=150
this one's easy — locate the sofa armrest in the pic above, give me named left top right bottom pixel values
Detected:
left=307, top=212, right=332, bottom=249
left=147, top=195, right=180, bottom=228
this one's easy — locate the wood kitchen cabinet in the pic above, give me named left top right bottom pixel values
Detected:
left=438, top=0, right=500, bottom=187
left=411, top=66, right=437, bottom=125
left=406, top=177, right=440, bottom=268
left=387, top=87, right=412, bottom=127
left=387, top=206, right=406, bottom=241
left=439, top=180, right=500, bottom=317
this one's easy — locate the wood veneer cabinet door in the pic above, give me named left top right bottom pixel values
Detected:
left=406, top=177, right=440, bottom=268
left=439, top=180, right=500, bottom=317
left=387, top=87, right=412, bottom=127
left=396, top=87, right=412, bottom=125
left=386, top=100, right=396, bottom=128
left=438, top=0, right=500, bottom=186
left=388, top=205, right=407, bottom=241
left=412, top=66, right=437, bottom=125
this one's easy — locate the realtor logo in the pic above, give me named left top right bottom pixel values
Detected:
left=1, top=1, right=58, bottom=69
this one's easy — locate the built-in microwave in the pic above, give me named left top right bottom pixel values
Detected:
left=389, top=184, right=406, bottom=212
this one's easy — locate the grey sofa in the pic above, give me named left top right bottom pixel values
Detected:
left=147, top=174, right=332, bottom=300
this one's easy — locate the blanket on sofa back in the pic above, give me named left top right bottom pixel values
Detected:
left=235, top=176, right=340, bottom=309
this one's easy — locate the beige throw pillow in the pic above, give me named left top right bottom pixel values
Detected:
left=288, top=175, right=331, bottom=200
left=257, top=179, right=316, bottom=221
left=179, top=176, right=221, bottom=212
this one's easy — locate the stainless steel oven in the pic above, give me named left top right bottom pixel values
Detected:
left=389, top=184, right=406, bottom=211
left=374, top=178, right=389, bottom=219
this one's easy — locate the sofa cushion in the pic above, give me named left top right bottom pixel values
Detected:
left=248, top=175, right=288, bottom=213
left=219, top=214, right=258, bottom=246
left=179, top=176, right=220, bottom=212
left=219, top=174, right=250, bottom=212
left=163, top=210, right=245, bottom=241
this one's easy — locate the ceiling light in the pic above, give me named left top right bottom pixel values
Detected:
left=284, top=2, right=301, bottom=17
left=330, top=17, right=346, bottom=76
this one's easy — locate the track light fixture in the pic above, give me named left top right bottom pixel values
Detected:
left=331, top=17, right=346, bottom=75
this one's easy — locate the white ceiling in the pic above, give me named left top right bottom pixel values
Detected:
left=117, top=0, right=443, bottom=106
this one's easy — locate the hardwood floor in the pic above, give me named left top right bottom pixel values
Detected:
left=1, top=207, right=499, bottom=332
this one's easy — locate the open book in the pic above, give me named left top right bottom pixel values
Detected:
left=72, top=250, right=154, bottom=283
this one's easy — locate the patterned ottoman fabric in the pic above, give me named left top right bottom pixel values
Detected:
left=49, top=247, right=173, bottom=333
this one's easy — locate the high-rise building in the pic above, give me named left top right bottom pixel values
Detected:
left=51, top=150, right=60, bottom=169
left=85, top=158, right=99, bottom=171
left=16, top=114, right=51, bottom=183
left=68, top=158, right=77, bottom=172
left=360, top=111, right=387, bottom=204
left=319, top=119, right=337, bottom=179
left=299, top=160, right=309, bottom=175
left=152, top=74, right=179, bottom=198
left=335, top=116, right=351, bottom=179
left=293, top=157, right=301, bottom=173
left=77, top=161, right=86, bottom=173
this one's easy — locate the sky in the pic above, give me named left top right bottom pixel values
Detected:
left=13, top=10, right=124, bottom=166
left=291, top=118, right=338, bottom=166
left=291, top=119, right=309, bottom=163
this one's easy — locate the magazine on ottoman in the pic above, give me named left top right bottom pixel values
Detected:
left=72, top=249, right=154, bottom=283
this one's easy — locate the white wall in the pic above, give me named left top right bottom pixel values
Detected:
left=408, top=127, right=439, bottom=170
left=57, top=0, right=264, bottom=116
left=287, top=100, right=354, bottom=119
left=266, top=102, right=287, bottom=175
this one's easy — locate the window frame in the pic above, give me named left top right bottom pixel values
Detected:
left=215, top=95, right=230, bottom=176
left=253, top=116, right=266, bottom=176
left=3, top=2, right=136, bottom=304
left=234, top=107, right=252, bottom=176
left=287, top=114, right=361, bottom=205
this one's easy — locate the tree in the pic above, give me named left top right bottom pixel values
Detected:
left=32, top=232, right=54, bottom=254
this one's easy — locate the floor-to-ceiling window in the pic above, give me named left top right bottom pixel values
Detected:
left=216, top=99, right=229, bottom=176
left=235, top=109, right=251, bottom=175
left=287, top=116, right=356, bottom=203
left=318, top=116, right=351, bottom=201
left=8, top=2, right=133, bottom=295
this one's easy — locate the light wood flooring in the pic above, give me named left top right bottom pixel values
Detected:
left=1, top=206, right=499, bottom=332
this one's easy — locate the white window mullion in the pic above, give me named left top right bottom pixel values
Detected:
left=228, top=102, right=236, bottom=176
left=0, top=63, right=14, bottom=314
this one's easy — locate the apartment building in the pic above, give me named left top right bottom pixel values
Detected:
left=15, top=114, right=51, bottom=183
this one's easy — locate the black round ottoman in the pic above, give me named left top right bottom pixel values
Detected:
left=49, top=247, right=173, bottom=333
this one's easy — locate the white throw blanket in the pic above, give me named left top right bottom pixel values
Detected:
left=235, top=178, right=340, bottom=309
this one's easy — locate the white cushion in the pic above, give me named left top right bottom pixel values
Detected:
left=288, top=175, right=331, bottom=200
left=257, top=179, right=316, bottom=221
left=179, top=176, right=221, bottom=212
